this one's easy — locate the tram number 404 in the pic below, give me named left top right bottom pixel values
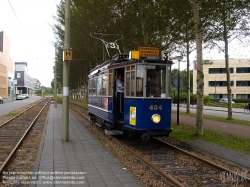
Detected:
left=149, top=105, right=162, bottom=110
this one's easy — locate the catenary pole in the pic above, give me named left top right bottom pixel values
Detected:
left=62, top=0, right=70, bottom=141
left=54, top=47, right=57, bottom=108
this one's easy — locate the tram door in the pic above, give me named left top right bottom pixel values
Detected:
left=114, top=68, right=125, bottom=122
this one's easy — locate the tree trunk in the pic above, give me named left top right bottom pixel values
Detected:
left=139, top=0, right=148, bottom=45
left=192, top=0, right=203, bottom=135
left=186, top=40, right=190, bottom=114
left=222, top=1, right=232, bottom=119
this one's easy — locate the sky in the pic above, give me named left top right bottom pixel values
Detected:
left=0, top=0, right=60, bottom=87
left=1, top=0, right=249, bottom=86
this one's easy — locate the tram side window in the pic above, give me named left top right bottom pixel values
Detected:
left=88, top=80, right=92, bottom=95
left=102, top=73, right=108, bottom=96
left=108, top=72, right=113, bottom=96
left=136, top=65, right=144, bottom=97
left=97, top=77, right=102, bottom=96
left=125, top=66, right=135, bottom=97
left=92, top=78, right=97, bottom=96
left=125, top=72, right=130, bottom=96
left=131, top=71, right=135, bottom=96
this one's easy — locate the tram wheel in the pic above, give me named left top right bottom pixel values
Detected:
left=91, top=116, right=96, bottom=123
left=141, top=133, right=150, bottom=142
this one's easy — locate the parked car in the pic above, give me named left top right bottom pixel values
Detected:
left=25, top=93, right=29, bottom=98
left=0, top=96, right=3, bottom=104
left=16, top=94, right=24, bottom=100
left=22, top=94, right=27, bottom=99
left=219, top=98, right=235, bottom=103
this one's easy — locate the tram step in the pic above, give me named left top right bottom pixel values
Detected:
left=105, top=130, right=123, bottom=136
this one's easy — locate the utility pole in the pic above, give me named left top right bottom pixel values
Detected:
left=62, top=0, right=71, bottom=141
left=54, top=47, right=57, bottom=108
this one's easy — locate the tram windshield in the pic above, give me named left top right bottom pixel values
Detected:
left=125, top=64, right=169, bottom=98
left=144, top=65, right=167, bottom=97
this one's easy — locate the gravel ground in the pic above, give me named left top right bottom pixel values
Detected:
left=74, top=112, right=174, bottom=187
left=1, top=102, right=248, bottom=187
left=0, top=103, right=49, bottom=187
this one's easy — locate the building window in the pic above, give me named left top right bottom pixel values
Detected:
left=236, top=67, right=250, bottom=73
left=209, top=81, right=234, bottom=87
left=236, top=81, right=250, bottom=86
left=209, top=68, right=233, bottom=74
left=236, top=94, right=249, bottom=99
left=17, top=73, right=21, bottom=78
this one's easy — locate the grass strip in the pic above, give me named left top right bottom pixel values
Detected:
left=171, top=122, right=250, bottom=155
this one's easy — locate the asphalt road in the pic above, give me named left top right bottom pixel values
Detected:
left=0, top=96, right=42, bottom=117
left=1, top=97, right=249, bottom=121
left=172, top=104, right=250, bottom=121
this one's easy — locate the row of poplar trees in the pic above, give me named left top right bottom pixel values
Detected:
left=52, top=0, right=250, bottom=135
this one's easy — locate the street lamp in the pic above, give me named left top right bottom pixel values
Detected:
left=214, top=80, right=216, bottom=102
left=175, top=56, right=183, bottom=125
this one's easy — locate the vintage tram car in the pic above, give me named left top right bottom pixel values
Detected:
left=88, top=46, right=173, bottom=141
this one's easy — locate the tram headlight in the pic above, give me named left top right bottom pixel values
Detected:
left=151, top=114, right=161, bottom=124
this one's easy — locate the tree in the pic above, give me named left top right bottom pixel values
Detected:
left=192, top=0, right=204, bottom=135
left=202, top=0, right=250, bottom=119
left=168, top=0, right=196, bottom=114
left=52, top=0, right=179, bottom=95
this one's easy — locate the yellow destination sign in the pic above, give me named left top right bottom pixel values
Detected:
left=138, top=47, right=159, bottom=57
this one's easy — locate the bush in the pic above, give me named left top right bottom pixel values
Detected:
left=203, top=95, right=211, bottom=104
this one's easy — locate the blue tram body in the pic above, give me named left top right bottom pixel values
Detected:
left=88, top=47, right=173, bottom=141
left=124, top=99, right=172, bottom=132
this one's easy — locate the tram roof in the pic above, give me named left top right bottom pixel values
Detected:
left=88, top=53, right=173, bottom=77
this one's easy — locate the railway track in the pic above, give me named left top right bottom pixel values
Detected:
left=70, top=102, right=250, bottom=187
left=120, top=137, right=250, bottom=186
left=0, top=97, right=51, bottom=180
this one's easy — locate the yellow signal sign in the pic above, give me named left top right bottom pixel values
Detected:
left=63, top=50, right=73, bottom=61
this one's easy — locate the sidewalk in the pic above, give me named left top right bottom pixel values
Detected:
left=30, top=104, right=144, bottom=187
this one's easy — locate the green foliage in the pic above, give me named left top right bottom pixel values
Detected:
left=35, top=88, right=52, bottom=96
left=190, top=93, right=197, bottom=104
left=203, top=95, right=211, bottom=104
left=35, top=90, right=42, bottom=96
left=69, top=98, right=88, bottom=107
left=171, top=69, right=193, bottom=93
left=5, top=112, right=17, bottom=117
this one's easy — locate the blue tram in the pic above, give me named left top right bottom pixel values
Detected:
left=88, top=41, right=173, bottom=141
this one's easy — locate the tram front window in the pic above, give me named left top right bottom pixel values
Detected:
left=144, top=65, right=167, bottom=98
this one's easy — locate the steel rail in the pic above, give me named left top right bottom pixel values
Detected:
left=0, top=98, right=51, bottom=175
left=69, top=103, right=185, bottom=187
left=154, top=137, right=250, bottom=183
left=0, top=98, right=48, bottom=128
left=70, top=103, right=250, bottom=185
left=112, top=137, right=185, bottom=187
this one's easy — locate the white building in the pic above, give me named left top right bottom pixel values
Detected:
left=193, top=59, right=250, bottom=99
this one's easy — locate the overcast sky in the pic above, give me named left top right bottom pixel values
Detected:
left=0, top=0, right=59, bottom=87
left=1, top=0, right=249, bottom=86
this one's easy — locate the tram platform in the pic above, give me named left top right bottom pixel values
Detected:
left=30, top=103, right=145, bottom=187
